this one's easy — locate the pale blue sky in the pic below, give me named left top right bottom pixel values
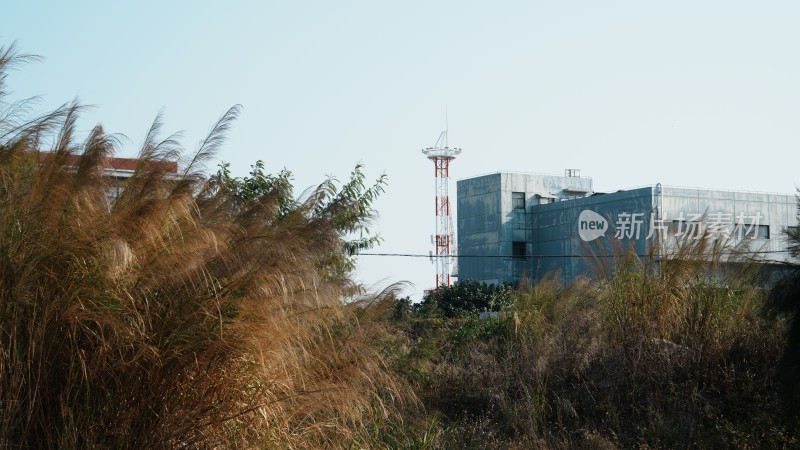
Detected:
left=4, top=1, right=800, bottom=299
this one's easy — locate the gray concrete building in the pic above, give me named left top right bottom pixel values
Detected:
left=456, top=171, right=799, bottom=285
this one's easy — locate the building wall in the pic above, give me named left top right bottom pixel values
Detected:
left=528, top=187, right=654, bottom=281
left=457, top=172, right=593, bottom=285
left=457, top=172, right=799, bottom=285
left=659, top=186, right=797, bottom=263
left=457, top=174, right=503, bottom=285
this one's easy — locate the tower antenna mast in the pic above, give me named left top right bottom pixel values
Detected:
left=422, top=124, right=461, bottom=287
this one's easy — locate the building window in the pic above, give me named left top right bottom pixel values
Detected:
left=512, top=192, right=525, bottom=210
left=512, top=241, right=526, bottom=260
left=758, top=225, right=770, bottom=239
left=734, top=224, right=770, bottom=240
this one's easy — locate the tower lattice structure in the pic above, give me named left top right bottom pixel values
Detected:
left=422, top=131, right=461, bottom=288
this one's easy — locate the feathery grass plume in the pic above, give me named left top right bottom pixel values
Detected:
left=589, top=223, right=766, bottom=347
left=0, top=43, right=410, bottom=448
left=0, top=42, right=41, bottom=100
left=402, top=222, right=790, bottom=448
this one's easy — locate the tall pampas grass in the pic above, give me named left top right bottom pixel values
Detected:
left=0, top=43, right=410, bottom=449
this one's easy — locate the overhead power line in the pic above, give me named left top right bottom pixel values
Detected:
left=359, top=249, right=794, bottom=259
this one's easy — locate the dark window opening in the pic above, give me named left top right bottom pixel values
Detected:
left=512, top=241, right=526, bottom=260
left=758, top=225, right=770, bottom=239
left=512, top=192, right=525, bottom=210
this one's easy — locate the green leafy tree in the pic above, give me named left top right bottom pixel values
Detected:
left=213, top=160, right=296, bottom=214
left=420, top=279, right=514, bottom=318
left=211, top=160, right=386, bottom=285
left=390, top=295, right=415, bottom=320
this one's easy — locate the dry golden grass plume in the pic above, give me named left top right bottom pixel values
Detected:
left=0, top=43, right=412, bottom=449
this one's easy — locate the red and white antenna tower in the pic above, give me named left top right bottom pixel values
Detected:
left=422, top=129, right=461, bottom=288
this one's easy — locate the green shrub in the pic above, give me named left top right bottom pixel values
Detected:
left=419, top=279, right=514, bottom=318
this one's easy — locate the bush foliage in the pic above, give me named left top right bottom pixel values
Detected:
left=419, top=279, right=514, bottom=318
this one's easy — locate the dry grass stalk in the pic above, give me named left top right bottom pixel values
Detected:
left=0, top=43, right=411, bottom=449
